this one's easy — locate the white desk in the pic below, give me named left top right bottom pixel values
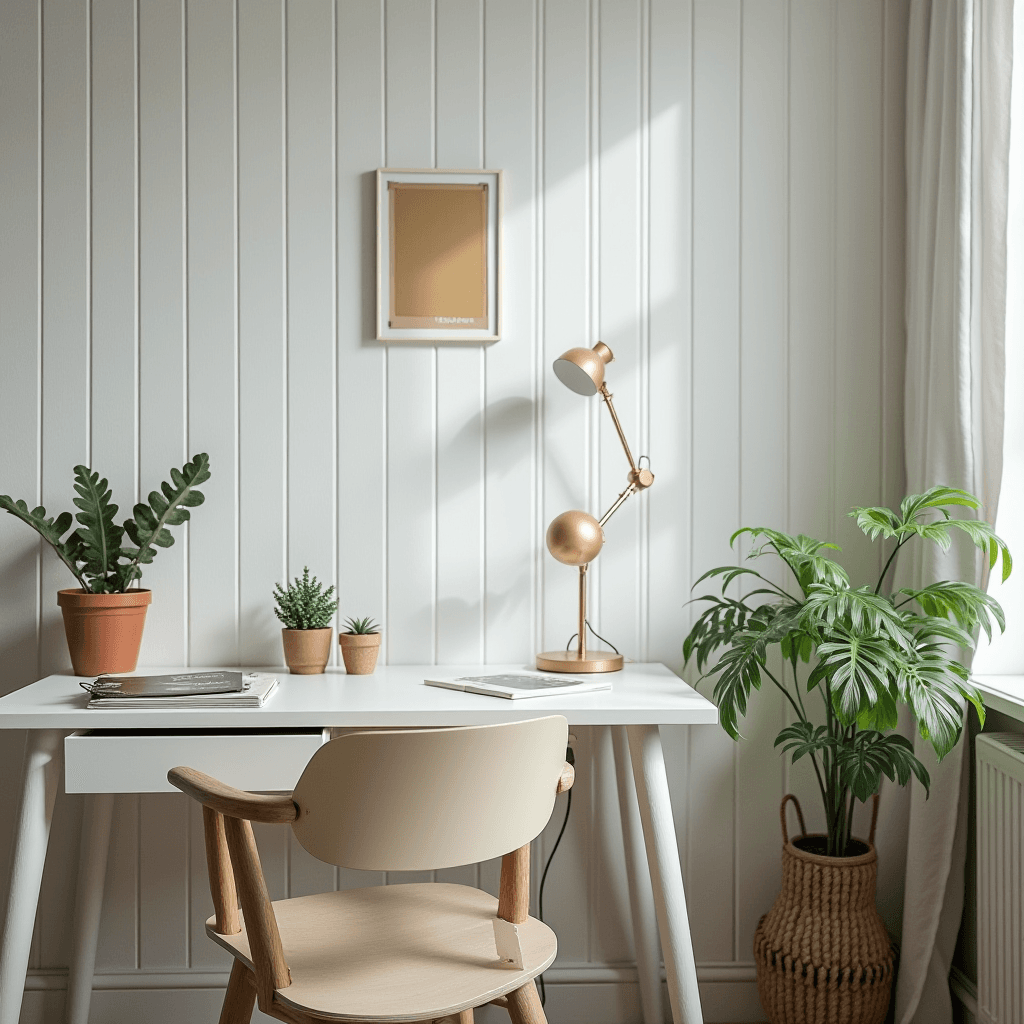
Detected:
left=0, top=663, right=717, bottom=1024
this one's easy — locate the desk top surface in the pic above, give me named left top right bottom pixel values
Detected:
left=0, top=662, right=718, bottom=730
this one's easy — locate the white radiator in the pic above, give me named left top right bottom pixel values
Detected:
left=977, top=732, right=1024, bottom=1024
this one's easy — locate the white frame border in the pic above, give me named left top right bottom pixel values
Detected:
left=376, top=168, right=502, bottom=344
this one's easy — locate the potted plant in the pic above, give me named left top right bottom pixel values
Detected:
left=273, top=568, right=338, bottom=675
left=683, top=486, right=1011, bottom=1024
left=339, top=616, right=381, bottom=675
left=0, top=455, right=211, bottom=676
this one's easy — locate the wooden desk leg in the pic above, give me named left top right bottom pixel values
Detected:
left=626, top=725, right=703, bottom=1024
left=66, top=793, right=114, bottom=1024
left=612, top=726, right=664, bottom=1024
left=0, top=729, right=64, bottom=1024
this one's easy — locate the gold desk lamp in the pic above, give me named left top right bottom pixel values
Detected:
left=537, top=342, right=654, bottom=673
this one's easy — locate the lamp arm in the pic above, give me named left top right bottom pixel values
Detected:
left=599, top=384, right=638, bottom=474
left=598, top=483, right=639, bottom=528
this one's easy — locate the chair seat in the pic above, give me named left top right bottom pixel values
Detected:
left=208, top=882, right=557, bottom=1022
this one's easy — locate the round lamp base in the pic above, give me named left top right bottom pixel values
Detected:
left=536, top=650, right=624, bottom=673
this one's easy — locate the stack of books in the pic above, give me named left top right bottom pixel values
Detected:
left=81, top=671, right=278, bottom=709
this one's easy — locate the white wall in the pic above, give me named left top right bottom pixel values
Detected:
left=0, top=1, right=909, bottom=1021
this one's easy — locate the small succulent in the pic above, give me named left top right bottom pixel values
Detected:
left=273, top=568, right=338, bottom=630
left=342, top=616, right=379, bottom=635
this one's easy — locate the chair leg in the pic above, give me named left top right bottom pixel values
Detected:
left=219, top=959, right=256, bottom=1024
left=505, top=981, right=546, bottom=1024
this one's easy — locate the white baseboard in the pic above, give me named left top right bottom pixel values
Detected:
left=21, top=963, right=764, bottom=1023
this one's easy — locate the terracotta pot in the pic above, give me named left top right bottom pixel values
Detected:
left=339, top=631, right=381, bottom=675
left=57, top=588, right=152, bottom=676
left=281, top=628, right=333, bottom=675
left=754, top=794, right=894, bottom=1024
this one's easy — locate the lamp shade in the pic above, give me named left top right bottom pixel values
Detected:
left=546, top=510, right=605, bottom=566
left=552, top=342, right=614, bottom=396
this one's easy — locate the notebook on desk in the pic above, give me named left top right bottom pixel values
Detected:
left=81, top=671, right=279, bottom=708
left=425, top=671, right=611, bottom=700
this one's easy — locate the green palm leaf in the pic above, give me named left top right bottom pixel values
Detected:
left=836, top=731, right=930, bottom=802
left=123, top=454, right=211, bottom=571
left=0, top=496, right=88, bottom=589
left=71, top=466, right=124, bottom=591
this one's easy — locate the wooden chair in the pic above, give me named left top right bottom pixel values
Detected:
left=168, top=716, right=575, bottom=1024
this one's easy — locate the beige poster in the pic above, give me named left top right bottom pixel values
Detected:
left=389, top=183, right=488, bottom=329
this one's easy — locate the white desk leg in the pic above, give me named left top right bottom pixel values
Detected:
left=626, top=724, right=703, bottom=1024
left=612, top=726, right=664, bottom=1024
left=66, top=793, right=114, bottom=1024
left=0, top=729, right=63, bottom=1024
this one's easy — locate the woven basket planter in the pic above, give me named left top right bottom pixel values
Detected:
left=754, top=794, right=894, bottom=1024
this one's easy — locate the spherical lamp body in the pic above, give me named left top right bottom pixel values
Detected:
left=546, top=510, right=605, bottom=566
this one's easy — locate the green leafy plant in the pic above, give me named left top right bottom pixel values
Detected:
left=342, top=616, right=379, bottom=635
left=0, top=454, right=211, bottom=594
left=683, top=486, right=1011, bottom=857
left=273, top=568, right=338, bottom=630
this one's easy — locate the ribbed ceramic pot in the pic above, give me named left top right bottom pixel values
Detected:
left=754, top=795, right=894, bottom=1024
left=57, top=588, right=152, bottom=676
left=281, top=627, right=333, bottom=675
left=339, top=632, right=381, bottom=675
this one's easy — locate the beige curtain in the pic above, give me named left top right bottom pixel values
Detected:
left=896, top=1, right=1013, bottom=1021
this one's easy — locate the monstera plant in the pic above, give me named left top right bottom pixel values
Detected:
left=684, top=486, right=1011, bottom=1024
left=0, top=454, right=211, bottom=674
left=683, top=486, right=1010, bottom=857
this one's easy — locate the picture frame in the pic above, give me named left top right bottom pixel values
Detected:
left=376, top=168, right=502, bottom=344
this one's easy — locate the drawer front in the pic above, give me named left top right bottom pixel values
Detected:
left=65, top=729, right=329, bottom=794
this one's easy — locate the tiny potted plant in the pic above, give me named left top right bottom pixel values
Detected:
left=273, top=568, right=338, bottom=675
left=339, top=616, right=381, bottom=675
left=0, top=454, right=211, bottom=676
left=683, top=486, right=1010, bottom=1024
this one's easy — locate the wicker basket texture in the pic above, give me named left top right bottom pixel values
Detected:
left=753, top=795, right=894, bottom=1024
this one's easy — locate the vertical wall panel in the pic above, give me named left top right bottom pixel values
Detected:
left=336, top=0, right=385, bottom=653
left=238, top=0, right=287, bottom=667
left=688, top=0, right=741, bottom=963
left=834, top=0, right=883, bottom=574
left=36, top=0, right=91, bottom=970
left=0, top=0, right=41, bottom=927
left=284, top=0, right=339, bottom=898
left=875, top=0, right=911, bottom=939
left=596, top=0, right=642, bottom=661
left=735, top=0, right=789, bottom=959
left=435, top=0, right=486, bottom=666
left=384, top=0, right=437, bottom=664
left=787, top=0, right=838, bottom=827
left=538, top=0, right=593, bottom=965
left=139, top=793, right=190, bottom=968
left=187, top=0, right=239, bottom=666
left=482, top=0, right=536, bottom=662
left=286, top=0, right=337, bottom=601
left=91, top=0, right=138, bottom=500
left=540, top=0, right=590, bottom=658
left=647, top=0, right=694, bottom=944
left=137, top=0, right=188, bottom=666
left=0, top=0, right=911, bottom=1011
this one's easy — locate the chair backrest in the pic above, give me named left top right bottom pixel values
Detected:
left=290, top=716, right=568, bottom=871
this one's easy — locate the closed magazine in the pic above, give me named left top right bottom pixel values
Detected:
left=425, top=671, right=611, bottom=700
left=82, top=671, right=278, bottom=708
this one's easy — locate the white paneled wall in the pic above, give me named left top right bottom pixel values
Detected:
left=0, top=1, right=909, bottom=1021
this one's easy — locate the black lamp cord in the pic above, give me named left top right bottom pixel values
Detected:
left=536, top=743, right=574, bottom=1007
left=565, top=620, right=621, bottom=655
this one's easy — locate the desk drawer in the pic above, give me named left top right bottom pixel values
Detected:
left=65, top=728, right=329, bottom=794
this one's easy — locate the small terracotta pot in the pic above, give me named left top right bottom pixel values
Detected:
left=339, top=631, right=381, bottom=675
left=281, top=628, right=333, bottom=675
left=57, top=588, right=152, bottom=676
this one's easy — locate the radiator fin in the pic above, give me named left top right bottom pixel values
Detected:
left=977, top=733, right=1024, bottom=1024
